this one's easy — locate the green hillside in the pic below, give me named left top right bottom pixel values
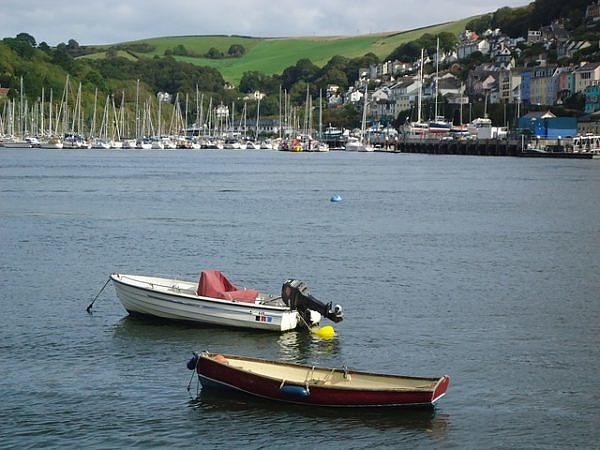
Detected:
left=81, top=18, right=472, bottom=85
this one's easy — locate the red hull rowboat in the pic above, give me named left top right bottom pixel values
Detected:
left=187, top=352, right=450, bottom=408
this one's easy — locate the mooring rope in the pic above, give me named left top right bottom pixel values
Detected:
left=186, top=353, right=200, bottom=393
left=86, top=277, right=111, bottom=313
left=297, top=311, right=313, bottom=330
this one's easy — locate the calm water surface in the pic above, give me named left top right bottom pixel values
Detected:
left=1, top=148, right=599, bottom=449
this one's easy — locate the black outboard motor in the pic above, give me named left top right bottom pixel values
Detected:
left=281, top=279, right=343, bottom=323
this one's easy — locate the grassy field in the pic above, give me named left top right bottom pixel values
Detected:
left=81, top=17, right=473, bottom=85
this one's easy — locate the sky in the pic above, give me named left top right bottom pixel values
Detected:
left=1, top=0, right=529, bottom=46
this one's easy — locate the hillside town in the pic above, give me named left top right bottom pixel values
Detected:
left=321, top=1, right=600, bottom=152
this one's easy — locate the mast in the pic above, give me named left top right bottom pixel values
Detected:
left=278, top=85, right=282, bottom=140
left=517, top=83, right=521, bottom=120
left=255, top=95, right=260, bottom=140
left=417, top=49, right=424, bottom=123
left=434, top=36, right=440, bottom=120
left=304, top=84, right=310, bottom=135
left=119, top=91, right=125, bottom=140
left=62, top=75, right=69, bottom=136
left=459, top=83, right=464, bottom=126
left=111, top=94, right=120, bottom=141
left=19, top=76, right=24, bottom=137
left=157, top=92, right=162, bottom=138
left=91, top=88, right=98, bottom=138
left=185, top=92, right=189, bottom=137
left=49, top=89, right=53, bottom=136
left=40, top=86, right=45, bottom=136
left=361, top=84, right=368, bottom=142
left=319, top=89, right=323, bottom=140
left=199, top=90, right=204, bottom=138
left=241, top=101, right=247, bottom=139
left=70, top=82, right=82, bottom=136
left=207, top=96, right=212, bottom=137
left=194, top=85, right=199, bottom=137
left=135, top=79, right=140, bottom=140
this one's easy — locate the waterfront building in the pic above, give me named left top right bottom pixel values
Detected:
left=390, top=77, right=420, bottom=114
left=584, top=82, right=600, bottom=113
left=518, top=111, right=577, bottom=139
left=577, top=111, right=600, bottom=135
left=573, top=62, right=600, bottom=93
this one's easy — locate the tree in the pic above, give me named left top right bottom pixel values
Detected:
left=227, top=44, right=246, bottom=57
left=322, top=103, right=361, bottom=129
left=67, top=39, right=79, bottom=50
left=239, top=71, right=261, bottom=93
left=239, top=70, right=277, bottom=93
left=16, top=32, right=36, bottom=47
left=493, top=6, right=533, bottom=38
left=295, top=58, right=319, bottom=77
left=3, top=34, right=36, bottom=59
left=256, top=94, right=279, bottom=116
left=52, top=47, right=75, bottom=72
left=38, top=42, right=51, bottom=53
left=529, top=0, right=589, bottom=29
left=172, top=44, right=188, bottom=56
left=83, top=70, right=107, bottom=91
left=386, top=41, right=421, bottom=62
left=206, top=47, right=224, bottom=59
left=437, top=32, right=458, bottom=53
left=465, top=14, right=493, bottom=34
left=280, top=58, right=319, bottom=90
left=289, top=80, right=310, bottom=105
left=314, top=68, right=349, bottom=92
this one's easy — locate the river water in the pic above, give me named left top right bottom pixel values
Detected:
left=1, top=148, right=599, bottom=449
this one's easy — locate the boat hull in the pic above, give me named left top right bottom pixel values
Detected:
left=110, top=274, right=299, bottom=331
left=195, top=352, right=450, bottom=407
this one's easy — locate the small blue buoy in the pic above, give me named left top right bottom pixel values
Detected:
left=330, top=195, right=342, bottom=203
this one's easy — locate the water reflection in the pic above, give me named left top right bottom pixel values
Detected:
left=276, top=330, right=341, bottom=363
left=111, top=316, right=341, bottom=363
left=189, top=389, right=449, bottom=435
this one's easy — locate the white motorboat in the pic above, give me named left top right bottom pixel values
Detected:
left=39, top=136, right=64, bottom=149
left=467, top=117, right=493, bottom=139
left=6, top=136, right=40, bottom=148
left=109, top=270, right=343, bottom=332
left=345, top=136, right=373, bottom=152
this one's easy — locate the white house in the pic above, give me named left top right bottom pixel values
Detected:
left=457, top=39, right=490, bottom=60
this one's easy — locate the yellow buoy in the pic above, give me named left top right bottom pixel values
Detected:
left=312, top=325, right=335, bottom=339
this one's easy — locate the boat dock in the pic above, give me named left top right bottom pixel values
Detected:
left=377, top=139, right=600, bottom=159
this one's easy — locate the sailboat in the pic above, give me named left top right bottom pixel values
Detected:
left=403, top=49, right=429, bottom=140
left=345, top=84, right=374, bottom=152
left=39, top=87, right=64, bottom=149
left=313, top=89, right=329, bottom=151
left=428, top=37, right=451, bottom=135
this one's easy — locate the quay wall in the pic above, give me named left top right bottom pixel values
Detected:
left=396, top=139, right=521, bottom=157
left=389, top=139, right=597, bottom=158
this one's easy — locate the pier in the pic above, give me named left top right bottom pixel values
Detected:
left=388, top=139, right=599, bottom=159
